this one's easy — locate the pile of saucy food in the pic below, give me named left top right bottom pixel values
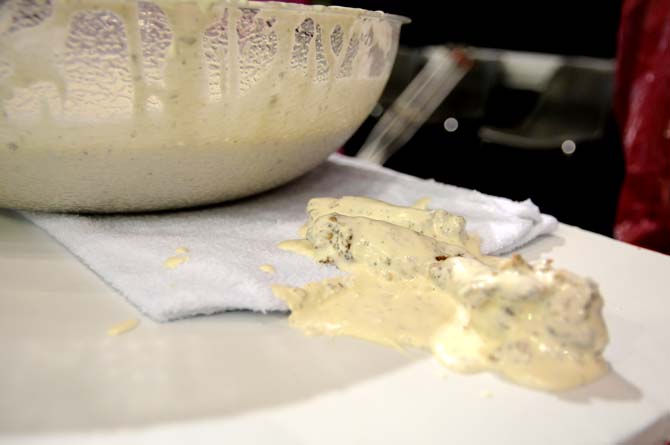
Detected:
left=273, top=196, right=609, bottom=391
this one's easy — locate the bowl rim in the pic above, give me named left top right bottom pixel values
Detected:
left=235, top=1, right=411, bottom=24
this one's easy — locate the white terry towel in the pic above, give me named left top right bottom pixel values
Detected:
left=22, top=154, right=557, bottom=322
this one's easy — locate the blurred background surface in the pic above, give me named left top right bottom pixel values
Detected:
left=316, top=0, right=626, bottom=238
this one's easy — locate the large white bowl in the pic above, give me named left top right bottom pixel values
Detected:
left=0, top=0, right=407, bottom=212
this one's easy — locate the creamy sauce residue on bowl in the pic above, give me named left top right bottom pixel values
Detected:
left=273, top=196, right=609, bottom=391
left=0, top=1, right=405, bottom=211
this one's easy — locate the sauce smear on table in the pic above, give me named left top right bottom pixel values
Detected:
left=273, top=196, right=609, bottom=391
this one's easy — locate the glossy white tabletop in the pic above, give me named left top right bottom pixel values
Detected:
left=1, top=209, right=669, bottom=444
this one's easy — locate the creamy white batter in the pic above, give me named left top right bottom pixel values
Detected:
left=259, top=263, right=276, bottom=274
left=164, top=247, right=190, bottom=269
left=0, top=1, right=404, bottom=211
left=273, top=196, right=609, bottom=391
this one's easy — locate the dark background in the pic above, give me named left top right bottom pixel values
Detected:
left=329, top=0, right=626, bottom=237
left=331, top=1, right=622, bottom=58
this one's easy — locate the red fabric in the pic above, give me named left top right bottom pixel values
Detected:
left=614, top=0, right=670, bottom=254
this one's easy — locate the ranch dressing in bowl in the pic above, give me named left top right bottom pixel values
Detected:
left=0, top=1, right=407, bottom=211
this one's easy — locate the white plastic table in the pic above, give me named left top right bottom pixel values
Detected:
left=1, top=209, right=669, bottom=444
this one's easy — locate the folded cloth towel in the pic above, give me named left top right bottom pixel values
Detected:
left=22, top=154, right=557, bottom=322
